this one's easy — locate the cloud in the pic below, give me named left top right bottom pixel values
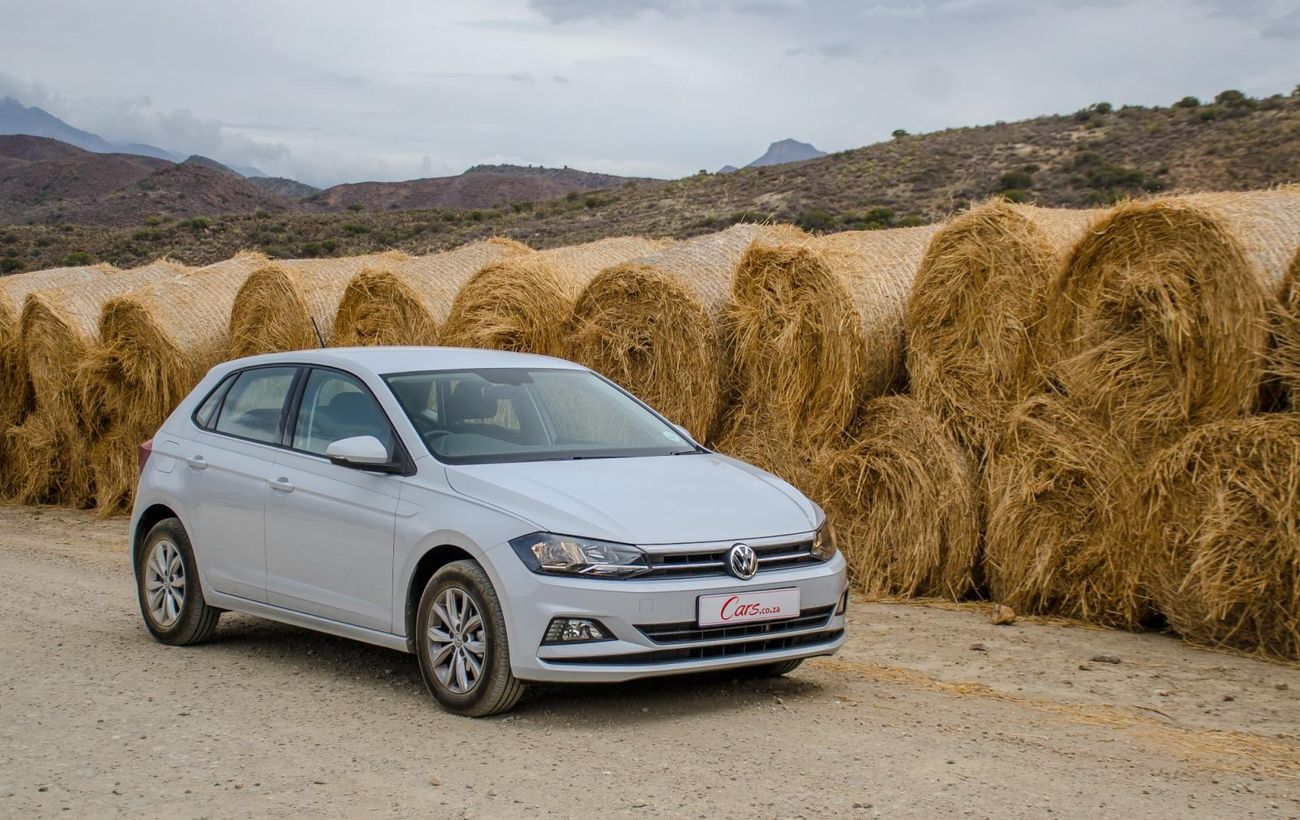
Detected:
left=1262, top=8, right=1300, bottom=39
left=527, top=0, right=689, bottom=23
left=785, top=41, right=862, bottom=59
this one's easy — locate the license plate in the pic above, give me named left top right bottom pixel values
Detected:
left=698, top=587, right=800, bottom=627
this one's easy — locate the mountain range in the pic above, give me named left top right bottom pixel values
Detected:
left=1, top=88, right=1297, bottom=272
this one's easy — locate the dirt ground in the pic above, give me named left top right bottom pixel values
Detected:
left=1, top=504, right=1298, bottom=819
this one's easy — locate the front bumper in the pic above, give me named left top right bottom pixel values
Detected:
left=485, top=539, right=848, bottom=683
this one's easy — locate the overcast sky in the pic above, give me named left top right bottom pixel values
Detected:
left=1, top=0, right=1297, bottom=187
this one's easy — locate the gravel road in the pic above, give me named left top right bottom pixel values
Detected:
left=1, top=504, right=1298, bottom=818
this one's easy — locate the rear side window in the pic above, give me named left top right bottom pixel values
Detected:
left=212, top=367, right=298, bottom=445
left=193, top=374, right=234, bottom=430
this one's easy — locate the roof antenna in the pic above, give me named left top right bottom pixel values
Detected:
left=310, top=317, right=326, bottom=349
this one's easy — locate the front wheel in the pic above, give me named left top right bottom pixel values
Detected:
left=135, top=518, right=220, bottom=645
left=415, top=560, right=525, bottom=717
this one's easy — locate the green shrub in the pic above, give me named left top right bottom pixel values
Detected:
left=997, top=170, right=1034, bottom=191
left=891, top=129, right=909, bottom=138
left=729, top=211, right=770, bottom=225
left=1198, top=106, right=1223, bottom=121
left=894, top=215, right=928, bottom=228
left=321, top=239, right=338, bottom=253
left=468, top=210, right=484, bottom=222
left=1174, top=95, right=1200, bottom=109
left=795, top=208, right=837, bottom=232
left=181, top=217, right=210, bottom=230
left=0, top=257, right=23, bottom=274
left=341, top=222, right=369, bottom=235
left=62, top=251, right=91, bottom=266
left=1214, top=89, right=1252, bottom=108
left=1000, top=189, right=1031, bottom=204
left=347, top=203, right=364, bottom=212
left=1092, top=101, right=1112, bottom=114
left=583, top=195, right=604, bottom=209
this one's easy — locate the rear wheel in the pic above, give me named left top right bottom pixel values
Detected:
left=415, top=560, right=525, bottom=717
left=135, top=518, right=220, bottom=645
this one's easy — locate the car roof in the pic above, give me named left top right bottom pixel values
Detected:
left=218, top=346, right=588, bottom=377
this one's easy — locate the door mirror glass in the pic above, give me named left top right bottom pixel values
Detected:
left=326, top=435, right=391, bottom=468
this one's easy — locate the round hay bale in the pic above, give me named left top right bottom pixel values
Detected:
left=1044, top=189, right=1300, bottom=450
left=906, top=201, right=1098, bottom=453
left=566, top=223, right=805, bottom=441
left=984, top=394, right=1146, bottom=628
left=20, top=259, right=190, bottom=505
left=0, top=263, right=113, bottom=430
left=4, top=411, right=62, bottom=504
left=332, top=238, right=531, bottom=347
left=80, top=251, right=268, bottom=513
left=1270, top=247, right=1300, bottom=407
left=808, top=395, right=979, bottom=600
left=728, top=225, right=938, bottom=448
left=0, top=263, right=113, bottom=496
left=1139, top=415, right=1300, bottom=659
left=441, top=236, right=671, bottom=356
left=227, top=252, right=411, bottom=358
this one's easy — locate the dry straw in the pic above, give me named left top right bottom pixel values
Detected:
left=332, top=239, right=531, bottom=347
left=809, top=395, right=979, bottom=600
left=1044, top=189, right=1300, bottom=451
left=80, top=251, right=269, bottom=512
left=906, top=201, right=1098, bottom=453
left=15, top=259, right=189, bottom=505
left=984, top=394, right=1146, bottom=628
left=1270, top=247, right=1300, bottom=407
left=0, top=263, right=113, bottom=495
left=727, top=225, right=938, bottom=449
left=566, top=223, right=805, bottom=441
left=1139, top=415, right=1300, bottom=659
left=228, top=252, right=412, bottom=358
left=441, top=236, right=671, bottom=356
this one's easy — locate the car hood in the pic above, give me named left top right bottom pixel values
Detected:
left=443, top=452, right=818, bottom=545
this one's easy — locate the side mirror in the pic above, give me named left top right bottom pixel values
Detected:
left=672, top=423, right=694, bottom=442
left=326, top=435, right=392, bottom=469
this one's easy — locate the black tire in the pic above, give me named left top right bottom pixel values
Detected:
left=135, top=518, right=220, bottom=646
left=737, top=658, right=804, bottom=678
left=415, top=560, right=525, bottom=717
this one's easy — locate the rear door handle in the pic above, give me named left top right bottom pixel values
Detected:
left=268, top=476, right=295, bottom=493
left=186, top=455, right=207, bottom=470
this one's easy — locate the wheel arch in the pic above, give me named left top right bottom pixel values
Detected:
left=133, top=503, right=181, bottom=566
left=404, top=544, right=478, bottom=652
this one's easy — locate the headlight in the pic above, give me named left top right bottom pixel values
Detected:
left=509, top=532, right=650, bottom=579
left=811, top=517, right=837, bottom=561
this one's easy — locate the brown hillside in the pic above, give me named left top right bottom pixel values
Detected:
left=309, top=164, right=651, bottom=212
left=2, top=92, right=1298, bottom=271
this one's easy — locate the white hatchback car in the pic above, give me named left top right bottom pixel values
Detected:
left=132, top=347, right=847, bottom=716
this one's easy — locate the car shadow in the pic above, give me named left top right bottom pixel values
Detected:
left=188, top=612, right=831, bottom=723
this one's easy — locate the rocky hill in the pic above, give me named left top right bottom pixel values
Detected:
left=307, top=164, right=652, bottom=212
left=2, top=90, right=1298, bottom=272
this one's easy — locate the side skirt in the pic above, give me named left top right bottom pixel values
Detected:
left=205, top=590, right=411, bottom=654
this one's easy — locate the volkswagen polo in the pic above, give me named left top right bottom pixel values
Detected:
left=132, top=347, right=847, bottom=716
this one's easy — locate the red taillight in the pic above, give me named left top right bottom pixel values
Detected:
left=138, top=439, right=153, bottom=474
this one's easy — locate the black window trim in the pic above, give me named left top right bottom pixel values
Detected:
left=282, top=364, right=416, bottom=476
left=191, top=371, right=238, bottom=431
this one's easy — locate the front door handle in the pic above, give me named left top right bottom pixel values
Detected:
left=268, top=476, right=295, bottom=493
left=186, top=455, right=207, bottom=470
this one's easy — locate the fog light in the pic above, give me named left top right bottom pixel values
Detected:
left=835, top=589, right=848, bottom=615
left=542, top=617, right=611, bottom=645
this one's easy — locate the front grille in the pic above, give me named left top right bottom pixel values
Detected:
left=641, top=541, right=817, bottom=578
left=636, top=605, right=835, bottom=644
left=544, top=629, right=844, bottom=666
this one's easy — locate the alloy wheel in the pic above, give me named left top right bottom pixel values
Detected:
left=426, top=588, right=487, bottom=694
left=145, top=539, right=186, bottom=628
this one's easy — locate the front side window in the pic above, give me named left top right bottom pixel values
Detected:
left=212, top=367, right=298, bottom=445
left=383, top=368, right=696, bottom=465
left=293, top=369, right=395, bottom=457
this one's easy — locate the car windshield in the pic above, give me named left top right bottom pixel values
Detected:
left=382, top=367, right=700, bottom=465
